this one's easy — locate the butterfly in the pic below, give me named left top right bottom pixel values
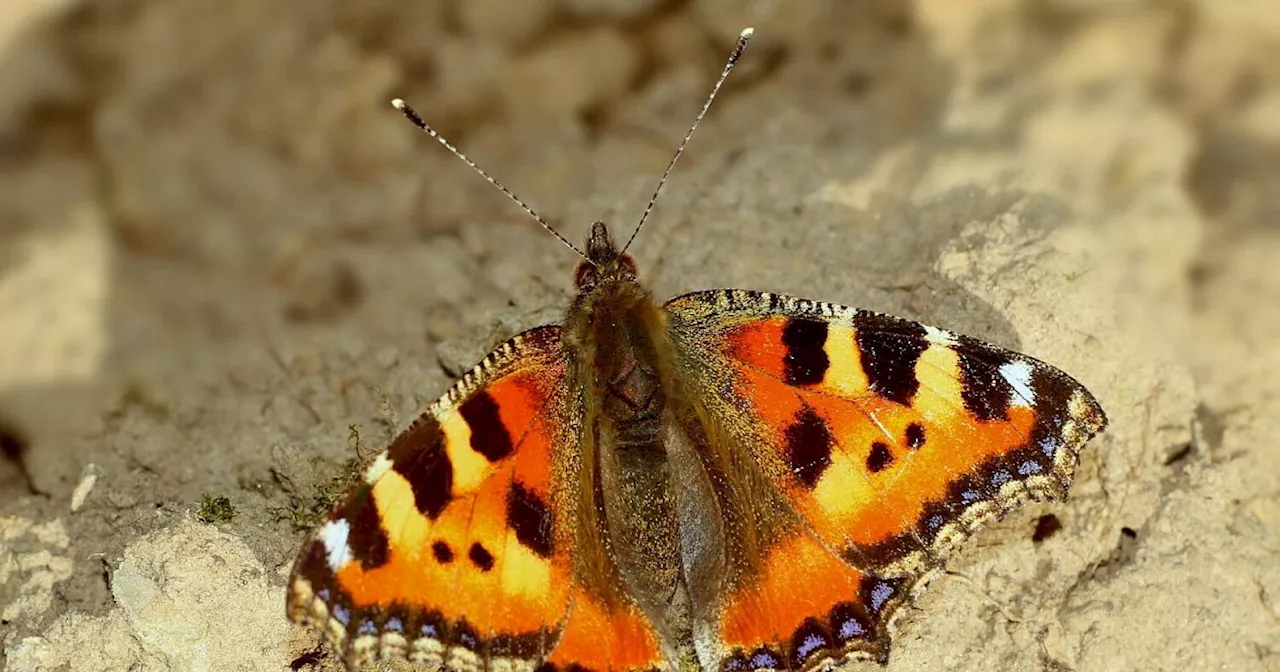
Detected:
left=286, top=27, right=1107, bottom=672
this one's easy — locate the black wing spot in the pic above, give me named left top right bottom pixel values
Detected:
left=785, top=407, right=835, bottom=488
left=388, top=419, right=453, bottom=520
left=341, top=486, right=390, bottom=570
left=468, top=543, right=495, bottom=572
left=432, top=540, right=454, bottom=563
left=867, top=441, right=894, bottom=473
left=905, top=422, right=926, bottom=450
left=957, top=346, right=1013, bottom=422
left=507, top=481, right=555, bottom=558
left=459, top=392, right=515, bottom=461
left=781, top=319, right=830, bottom=386
left=854, top=316, right=927, bottom=405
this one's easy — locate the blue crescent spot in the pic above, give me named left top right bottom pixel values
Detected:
left=869, top=582, right=895, bottom=612
left=990, top=469, right=1012, bottom=487
left=838, top=617, right=865, bottom=639
left=1018, top=459, right=1043, bottom=475
left=1039, top=435, right=1060, bottom=458
left=796, top=632, right=826, bottom=659
left=332, top=605, right=350, bottom=625
left=960, top=489, right=982, bottom=504
left=386, top=617, right=404, bottom=632
left=750, top=650, right=780, bottom=668
left=358, top=620, right=377, bottom=635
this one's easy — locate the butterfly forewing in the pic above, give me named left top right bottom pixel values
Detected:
left=664, top=289, right=1106, bottom=576
left=288, top=326, right=575, bottom=670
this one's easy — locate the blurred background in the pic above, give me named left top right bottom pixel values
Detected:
left=1, top=1, right=1277, bottom=670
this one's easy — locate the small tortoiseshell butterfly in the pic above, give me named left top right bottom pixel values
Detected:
left=287, top=28, right=1107, bottom=672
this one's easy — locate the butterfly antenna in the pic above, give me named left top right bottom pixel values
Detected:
left=391, top=99, right=591, bottom=263
left=620, top=27, right=755, bottom=256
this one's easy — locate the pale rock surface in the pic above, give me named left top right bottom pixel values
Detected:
left=5, top=520, right=287, bottom=672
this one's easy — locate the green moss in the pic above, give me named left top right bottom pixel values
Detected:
left=272, top=425, right=372, bottom=532
left=196, top=493, right=236, bottom=524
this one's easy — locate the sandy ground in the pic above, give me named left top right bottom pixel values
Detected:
left=0, top=1, right=1277, bottom=670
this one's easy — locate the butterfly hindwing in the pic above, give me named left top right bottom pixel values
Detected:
left=664, top=289, right=1107, bottom=670
left=287, top=325, right=666, bottom=672
left=704, top=529, right=923, bottom=671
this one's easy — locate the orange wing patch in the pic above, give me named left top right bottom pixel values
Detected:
left=667, top=290, right=1108, bottom=577
left=541, top=588, right=667, bottom=672
left=288, top=326, right=577, bottom=671
left=702, top=532, right=920, bottom=671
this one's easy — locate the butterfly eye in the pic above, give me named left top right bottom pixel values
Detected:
left=617, top=254, right=638, bottom=278
left=574, top=262, right=598, bottom=289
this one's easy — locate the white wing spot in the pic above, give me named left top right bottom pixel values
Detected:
left=924, top=325, right=956, bottom=346
left=321, top=519, right=353, bottom=571
left=364, top=454, right=393, bottom=484
left=999, top=360, right=1035, bottom=407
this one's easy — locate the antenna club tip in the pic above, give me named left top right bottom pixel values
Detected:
left=391, top=98, right=406, bottom=110
left=740, top=27, right=755, bottom=38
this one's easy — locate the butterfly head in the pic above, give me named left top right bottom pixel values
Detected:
left=574, top=221, right=638, bottom=291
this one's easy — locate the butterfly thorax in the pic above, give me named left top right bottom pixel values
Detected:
left=567, top=222, right=670, bottom=448
left=564, top=222, right=687, bottom=641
